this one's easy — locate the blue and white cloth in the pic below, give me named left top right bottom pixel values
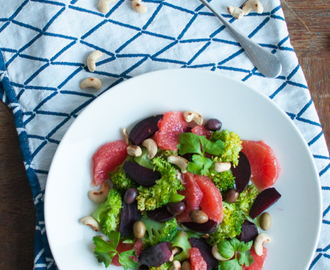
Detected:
left=0, top=0, right=329, bottom=269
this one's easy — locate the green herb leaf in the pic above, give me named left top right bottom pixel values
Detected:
left=217, top=240, right=235, bottom=259
left=93, top=236, right=115, bottom=253
left=219, top=259, right=242, bottom=270
left=187, top=154, right=213, bottom=175
left=238, top=251, right=254, bottom=267
left=229, top=238, right=241, bottom=250
left=177, top=133, right=203, bottom=155
left=107, top=230, right=120, bottom=251
left=94, top=250, right=116, bottom=268
left=118, top=250, right=139, bottom=270
left=201, top=137, right=225, bottom=155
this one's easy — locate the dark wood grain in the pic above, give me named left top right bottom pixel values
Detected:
left=0, top=1, right=329, bottom=268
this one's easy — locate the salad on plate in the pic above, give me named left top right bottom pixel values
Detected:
left=80, top=110, right=282, bottom=270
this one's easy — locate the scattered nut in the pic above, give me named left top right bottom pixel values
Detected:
left=227, top=6, right=244, bottom=20
left=168, top=155, right=189, bottom=173
left=189, top=210, right=209, bottom=224
left=242, top=0, right=264, bottom=15
left=169, top=260, right=181, bottom=270
left=214, top=162, right=231, bottom=173
left=87, top=50, right=103, bottom=72
left=183, top=111, right=203, bottom=125
left=133, top=221, right=146, bottom=238
left=259, top=212, right=272, bottom=231
left=254, top=233, right=270, bottom=256
left=212, top=244, right=231, bottom=261
left=142, top=138, right=158, bottom=159
left=169, top=247, right=180, bottom=262
left=80, top=216, right=100, bottom=231
left=132, top=0, right=147, bottom=13
left=122, top=128, right=130, bottom=145
left=80, top=77, right=102, bottom=90
left=127, top=145, right=142, bottom=157
left=88, top=182, right=110, bottom=203
left=98, top=0, right=116, bottom=13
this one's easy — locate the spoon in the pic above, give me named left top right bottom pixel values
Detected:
left=199, top=0, right=282, bottom=78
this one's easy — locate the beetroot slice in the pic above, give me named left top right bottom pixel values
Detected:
left=138, top=242, right=172, bottom=266
left=249, top=187, right=281, bottom=219
left=129, top=114, right=163, bottom=145
left=182, top=219, right=217, bottom=234
left=232, top=152, right=251, bottom=193
left=119, top=201, right=141, bottom=237
left=123, top=161, right=161, bottom=187
left=239, top=220, right=258, bottom=243
left=147, top=206, right=174, bottom=222
left=188, top=238, right=218, bottom=270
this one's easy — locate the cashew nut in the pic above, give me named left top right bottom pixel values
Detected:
left=169, top=248, right=180, bottom=262
left=212, top=245, right=230, bottom=261
left=168, top=155, right=189, bottom=173
left=254, top=233, right=270, bottom=256
left=122, top=128, right=130, bottom=145
left=227, top=6, right=244, bottom=20
left=80, top=77, right=102, bottom=90
left=214, top=162, right=231, bottom=173
left=127, top=145, right=142, bottom=157
left=132, top=0, right=147, bottom=13
left=80, top=216, right=100, bottom=231
left=88, top=182, right=110, bottom=203
left=169, top=260, right=181, bottom=270
left=183, top=111, right=203, bottom=125
left=87, top=50, right=103, bottom=72
left=142, top=138, right=158, bottom=159
left=242, top=0, right=264, bottom=15
left=98, top=0, right=116, bottom=14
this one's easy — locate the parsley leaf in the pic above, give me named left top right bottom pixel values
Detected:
left=217, top=240, right=235, bottom=259
left=93, top=232, right=138, bottom=269
left=187, top=154, right=213, bottom=175
left=219, top=259, right=242, bottom=270
left=177, top=133, right=203, bottom=155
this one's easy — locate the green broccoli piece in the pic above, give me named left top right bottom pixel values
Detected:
left=109, top=163, right=137, bottom=192
left=141, top=216, right=178, bottom=248
left=210, top=130, right=242, bottom=167
left=148, top=262, right=172, bottom=270
left=170, top=231, right=192, bottom=262
left=208, top=184, right=259, bottom=245
left=137, top=157, right=184, bottom=211
left=207, top=168, right=235, bottom=195
left=91, top=188, right=122, bottom=237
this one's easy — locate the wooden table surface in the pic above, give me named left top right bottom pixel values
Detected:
left=0, top=1, right=329, bottom=269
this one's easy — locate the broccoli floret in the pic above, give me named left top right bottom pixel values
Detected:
left=91, top=188, right=122, bottom=237
left=109, top=163, right=137, bottom=192
left=210, top=130, right=242, bottom=167
left=170, top=231, right=192, bottom=262
left=208, top=184, right=259, bottom=245
left=207, top=168, right=235, bottom=195
left=149, top=262, right=172, bottom=270
left=137, top=157, right=184, bottom=211
left=141, top=216, right=178, bottom=248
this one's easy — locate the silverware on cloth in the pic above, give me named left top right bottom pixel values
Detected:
left=199, top=0, right=282, bottom=78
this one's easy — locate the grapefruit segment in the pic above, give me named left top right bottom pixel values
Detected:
left=241, top=140, right=281, bottom=191
left=242, top=247, right=268, bottom=270
left=92, top=140, right=128, bottom=186
left=154, top=111, right=188, bottom=150
left=191, top=125, right=211, bottom=139
left=189, top=247, right=207, bottom=270
left=176, top=173, right=203, bottom=223
left=195, top=175, right=223, bottom=224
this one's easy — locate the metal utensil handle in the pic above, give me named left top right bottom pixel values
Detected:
left=199, top=0, right=282, bottom=78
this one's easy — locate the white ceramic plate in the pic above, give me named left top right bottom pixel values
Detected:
left=44, top=69, right=322, bottom=270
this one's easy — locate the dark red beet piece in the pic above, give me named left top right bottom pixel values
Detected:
left=129, top=114, right=163, bottom=145
left=232, top=152, right=251, bottom=193
left=119, top=201, right=141, bottom=237
left=123, top=161, right=161, bottom=187
left=138, top=242, right=172, bottom=266
left=147, top=206, right=174, bottom=222
left=188, top=238, right=218, bottom=270
left=239, top=220, right=258, bottom=243
left=249, top=187, right=281, bottom=219
left=182, top=219, right=217, bottom=234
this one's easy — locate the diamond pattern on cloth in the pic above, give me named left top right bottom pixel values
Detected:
left=0, top=0, right=329, bottom=269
